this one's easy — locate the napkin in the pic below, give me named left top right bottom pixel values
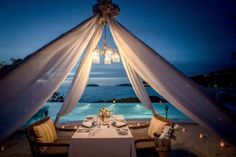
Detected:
left=115, top=117, right=124, bottom=121
left=81, top=121, right=93, bottom=128
left=116, top=128, right=128, bottom=135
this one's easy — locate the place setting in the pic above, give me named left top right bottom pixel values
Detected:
left=76, top=116, right=99, bottom=135
left=76, top=108, right=130, bottom=136
left=116, top=128, right=129, bottom=135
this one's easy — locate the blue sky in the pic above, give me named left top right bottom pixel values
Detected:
left=0, top=0, right=236, bottom=86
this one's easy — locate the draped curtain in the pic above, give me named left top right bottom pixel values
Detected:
left=108, top=18, right=236, bottom=144
left=120, top=56, right=153, bottom=111
left=55, top=24, right=103, bottom=123
left=0, top=16, right=99, bottom=142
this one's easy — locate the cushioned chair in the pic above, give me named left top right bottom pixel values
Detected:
left=26, top=117, right=76, bottom=157
left=130, top=114, right=174, bottom=150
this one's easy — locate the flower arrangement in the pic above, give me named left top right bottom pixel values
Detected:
left=99, top=107, right=112, bottom=119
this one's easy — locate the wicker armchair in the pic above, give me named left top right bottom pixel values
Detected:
left=129, top=114, right=174, bottom=150
left=26, top=117, right=76, bottom=157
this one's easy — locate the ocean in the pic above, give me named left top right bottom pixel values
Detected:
left=48, top=85, right=191, bottom=123
left=57, top=85, right=160, bottom=102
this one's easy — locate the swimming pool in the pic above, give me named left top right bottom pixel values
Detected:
left=45, top=102, right=191, bottom=123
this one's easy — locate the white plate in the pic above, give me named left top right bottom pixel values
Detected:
left=86, top=116, right=94, bottom=119
left=116, top=128, right=128, bottom=135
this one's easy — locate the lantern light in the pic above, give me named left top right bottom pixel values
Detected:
left=92, top=55, right=100, bottom=64
left=199, top=133, right=203, bottom=139
left=91, top=24, right=120, bottom=64
left=220, top=141, right=225, bottom=148
left=92, top=48, right=101, bottom=64
left=106, top=48, right=113, bottom=57
left=112, top=51, right=120, bottom=63
left=104, top=56, right=112, bottom=64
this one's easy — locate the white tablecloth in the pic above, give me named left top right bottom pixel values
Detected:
left=68, top=115, right=137, bottom=157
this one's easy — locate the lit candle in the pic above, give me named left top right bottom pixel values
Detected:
left=220, top=141, right=225, bottom=148
left=182, top=128, right=186, bottom=132
left=199, top=133, right=203, bottom=139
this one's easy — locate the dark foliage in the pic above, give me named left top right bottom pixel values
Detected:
left=191, top=65, right=236, bottom=88
left=96, top=96, right=167, bottom=103
left=87, top=84, right=99, bottom=87
left=0, top=58, right=23, bottom=78
left=48, top=92, right=65, bottom=102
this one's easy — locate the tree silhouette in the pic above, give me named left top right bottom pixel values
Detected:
left=10, top=58, right=17, bottom=64
left=48, top=92, right=65, bottom=102
left=232, top=51, right=236, bottom=59
left=0, top=58, right=23, bottom=77
left=232, top=16, right=236, bottom=59
left=0, top=61, right=5, bottom=69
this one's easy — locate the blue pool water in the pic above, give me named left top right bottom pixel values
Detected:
left=45, top=102, right=191, bottom=123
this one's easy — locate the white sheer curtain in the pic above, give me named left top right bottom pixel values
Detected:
left=55, top=24, right=103, bottom=123
left=121, top=56, right=153, bottom=111
left=0, top=16, right=99, bottom=142
left=109, top=18, right=236, bottom=144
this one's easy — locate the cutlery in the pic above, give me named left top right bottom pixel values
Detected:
left=77, top=129, right=90, bottom=133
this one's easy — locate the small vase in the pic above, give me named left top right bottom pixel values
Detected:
left=100, top=116, right=108, bottom=125
left=100, top=116, right=104, bottom=122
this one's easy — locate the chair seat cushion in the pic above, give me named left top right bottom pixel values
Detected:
left=135, top=141, right=155, bottom=149
left=132, top=132, right=155, bottom=149
left=132, top=132, right=151, bottom=141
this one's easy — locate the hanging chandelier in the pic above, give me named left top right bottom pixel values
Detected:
left=92, top=23, right=120, bottom=64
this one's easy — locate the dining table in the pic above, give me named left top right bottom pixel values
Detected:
left=68, top=115, right=137, bottom=157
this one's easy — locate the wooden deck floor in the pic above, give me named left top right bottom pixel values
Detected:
left=0, top=123, right=236, bottom=157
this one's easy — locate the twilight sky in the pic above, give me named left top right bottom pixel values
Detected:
left=0, top=0, right=236, bottom=86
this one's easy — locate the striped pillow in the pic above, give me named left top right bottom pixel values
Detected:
left=33, top=119, right=57, bottom=143
left=45, top=119, right=58, bottom=140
